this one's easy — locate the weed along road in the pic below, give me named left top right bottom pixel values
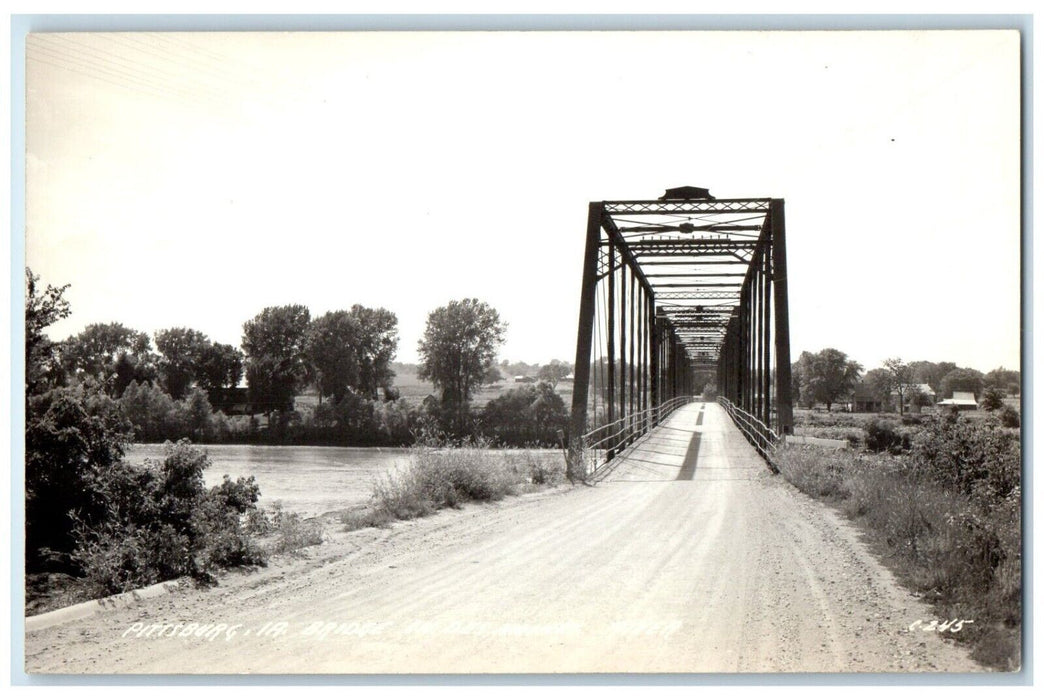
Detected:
left=24, top=403, right=981, bottom=674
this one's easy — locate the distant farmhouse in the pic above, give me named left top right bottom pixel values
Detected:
left=514, top=375, right=536, bottom=384
left=851, top=385, right=884, bottom=413
left=850, top=382, right=936, bottom=413
left=938, top=391, right=979, bottom=411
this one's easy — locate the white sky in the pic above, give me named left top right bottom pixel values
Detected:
left=24, top=30, right=1021, bottom=371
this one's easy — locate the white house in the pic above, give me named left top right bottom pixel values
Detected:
left=938, top=391, right=978, bottom=411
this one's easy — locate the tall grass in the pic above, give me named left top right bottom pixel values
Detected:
left=246, top=503, right=325, bottom=555
left=776, top=440, right=1021, bottom=670
left=342, top=446, right=564, bottom=530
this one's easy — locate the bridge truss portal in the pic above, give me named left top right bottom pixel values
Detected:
left=568, top=189, right=793, bottom=478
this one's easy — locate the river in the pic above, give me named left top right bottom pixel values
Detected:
left=123, top=444, right=414, bottom=518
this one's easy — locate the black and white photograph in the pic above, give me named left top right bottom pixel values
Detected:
left=18, top=22, right=1023, bottom=677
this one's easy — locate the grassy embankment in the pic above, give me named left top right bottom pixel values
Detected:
left=341, top=445, right=565, bottom=530
left=777, top=410, right=1021, bottom=670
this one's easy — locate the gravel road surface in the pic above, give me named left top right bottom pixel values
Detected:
left=24, top=403, right=981, bottom=674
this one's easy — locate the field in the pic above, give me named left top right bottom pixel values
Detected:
left=391, top=365, right=574, bottom=409
left=792, top=398, right=1021, bottom=444
left=290, top=365, right=573, bottom=412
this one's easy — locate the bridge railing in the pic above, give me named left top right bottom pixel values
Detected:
left=716, top=396, right=781, bottom=470
left=573, top=395, right=695, bottom=479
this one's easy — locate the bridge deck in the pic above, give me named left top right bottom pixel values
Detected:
left=604, top=401, right=764, bottom=482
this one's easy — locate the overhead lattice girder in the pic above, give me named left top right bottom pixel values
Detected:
left=603, top=199, right=772, bottom=214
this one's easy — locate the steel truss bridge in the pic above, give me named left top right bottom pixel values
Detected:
left=567, top=187, right=793, bottom=480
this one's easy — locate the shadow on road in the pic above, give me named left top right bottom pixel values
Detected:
left=675, top=431, right=701, bottom=481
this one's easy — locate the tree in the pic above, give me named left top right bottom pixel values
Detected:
left=119, top=380, right=182, bottom=441
left=981, top=386, right=1005, bottom=411
left=417, top=299, right=507, bottom=433
left=862, top=368, right=894, bottom=409
left=908, top=386, right=933, bottom=412
left=195, top=342, right=244, bottom=391
left=179, top=387, right=216, bottom=442
left=304, top=310, right=362, bottom=405
left=24, top=270, right=138, bottom=571
left=25, top=268, right=71, bottom=397
left=537, top=360, right=572, bottom=388
left=347, top=305, right=399, bottom=400
left=61, top=322, right=157, bottom=395
left=790, top=359, right=806, bottom=408
left=984, top=367, right=1020, bottom=396
left=304, top=306, right=399, bottom=404
left=242, top=305, right=311, bottom=416
left=795, top=348, right=863, bottom=411
left=939, top=367, right=985, bottom=400
left=482, top=365, right=504, bottom=385
left=908, top=360, right=957, bottom=394
left=155, top=328, right=211, bottom=399
left=883, top=357, right=914, bottom=415
left=482, top=382, right=568, bottom=446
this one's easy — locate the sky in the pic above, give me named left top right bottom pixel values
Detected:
left=24, top=30, right=1021, bottom=372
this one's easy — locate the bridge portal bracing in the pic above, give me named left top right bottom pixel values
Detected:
left=568, top=188, right=793, bottom=479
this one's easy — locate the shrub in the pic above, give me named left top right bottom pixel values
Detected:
left=26, top=384, right=132, bottom=571
left=372, top=398, right=418, bottom=444
left=776, top=433, right=1022, bottom=671
left=268, top=504, right=324, bottom=554
left=910, top=413, right=1020, bottom=504
left=981, top=387, right=1005, bottom=411
left=999, top=406, right=1020, bottom=428
left=481, top=382, right=568, bottom=446
left=71, top=440, right=266, bottom=595
left=864, top=418, right=909, bottom=453
left=525, top=452, right=564, bottom=485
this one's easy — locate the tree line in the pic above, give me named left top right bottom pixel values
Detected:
left=26, top=269, right=570, bottom=449
left=791, top=348, right=1020, bottom=414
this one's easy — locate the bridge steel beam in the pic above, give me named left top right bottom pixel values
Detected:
left=569, top=191, right=793, bottom=478
left=716, top=198, right=793, bottom=436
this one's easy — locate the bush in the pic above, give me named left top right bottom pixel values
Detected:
left=481, top=382, right=568, bottom=446
left=70, top=440, right=266, bottom=596
left=521, top=452, right=564, bottom=485
left=999, top=406, right=1020, bottom=428
left=864, top=418, right=909, bottom=453
left=26, top=383, right=132, bottom=571
left=267, top=504, right=324, bottom=554
left=981, top=387, right=1006, bottom=411
left=776, top=433, right=1022, bottom=670
left=910, top=413, right=1020, bottom=504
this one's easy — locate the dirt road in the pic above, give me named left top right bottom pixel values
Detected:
left=24, top=403, right=982, bottom=674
